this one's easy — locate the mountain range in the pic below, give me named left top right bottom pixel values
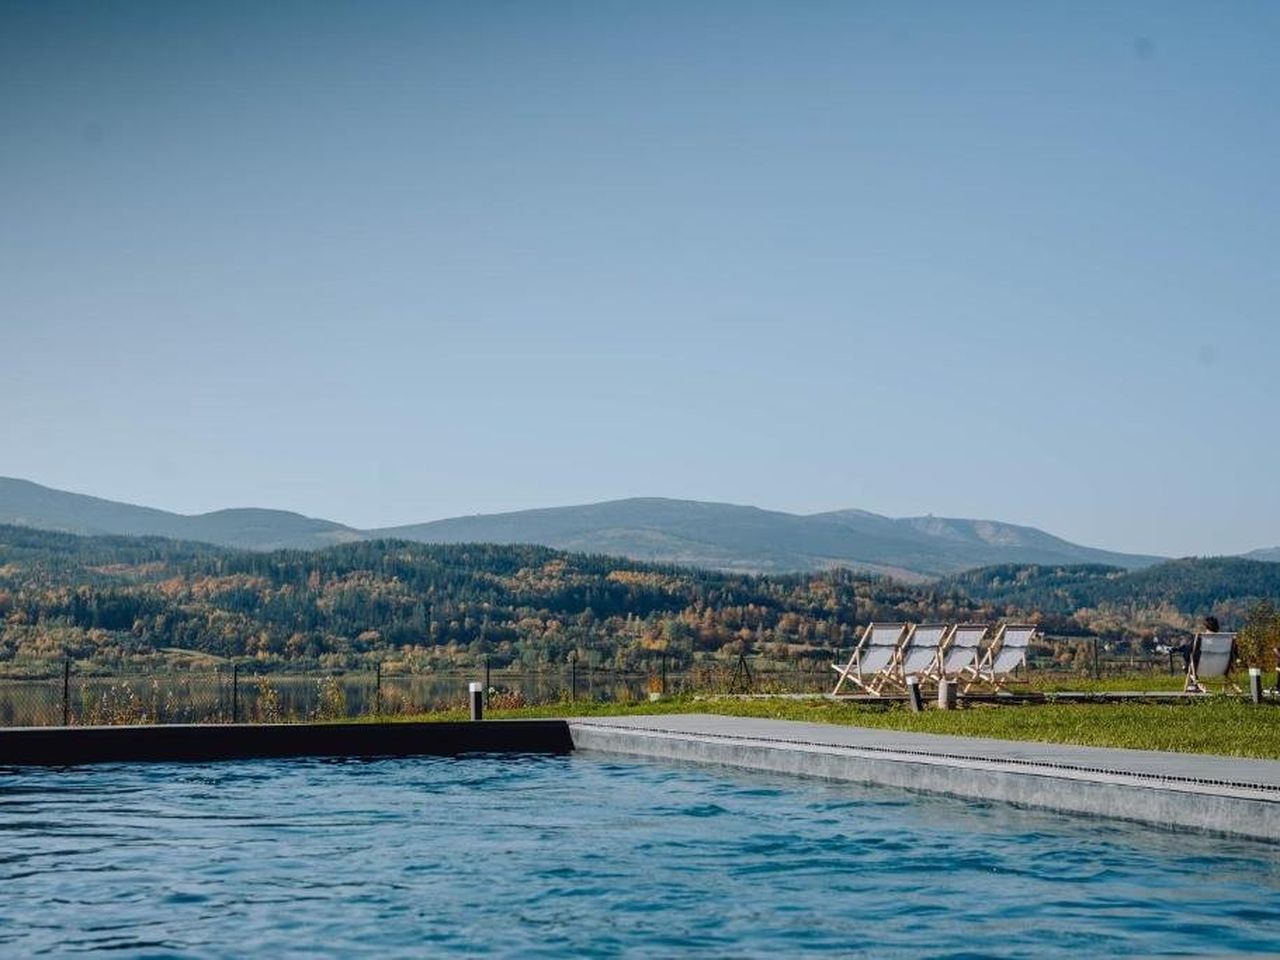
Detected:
left=1244, top=547, right=1280, bottom=563
left=0, top=477, right=1189, bottom=579
left=374, top=500, right=1165, bottom=579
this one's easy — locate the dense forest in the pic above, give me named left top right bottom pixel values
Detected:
left=0, top=526, right=979, bottom=673
left=1, top=525, right=1277, bottom=674
left=941, top=558, right=1280, bottom=639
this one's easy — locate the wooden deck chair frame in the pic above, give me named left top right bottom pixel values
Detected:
left=1184, top=632, right=1241, bottom=694
left=831, top=622, right=909, bottom=696
left=893, top=623, right=953, bottom=688
left=965, top=623, right=1039, bottom=693
left=940, top=623, right=989, bottom=686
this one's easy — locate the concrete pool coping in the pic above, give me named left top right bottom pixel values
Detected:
left=567, top=714, right=1280, bottom=843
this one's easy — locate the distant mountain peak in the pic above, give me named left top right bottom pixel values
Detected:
left=0, top=477, right=1164, bottom=578
left=0, top=477, right=357, bottom=551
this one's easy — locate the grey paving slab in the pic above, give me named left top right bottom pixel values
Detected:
left=573, top=713, right=1280, bottom=789
left=568, top=714, right=1280, bottom=841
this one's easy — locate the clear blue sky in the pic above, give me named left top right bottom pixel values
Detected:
left=2, top=0, right=1277, bottom=556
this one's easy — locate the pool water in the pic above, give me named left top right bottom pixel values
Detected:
left=2, top=754, right=1278, bottom=957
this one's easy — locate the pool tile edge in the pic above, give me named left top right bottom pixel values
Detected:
left=567, top=720, right=1280, bottom=844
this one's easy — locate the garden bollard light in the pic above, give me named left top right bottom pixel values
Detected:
left=1249, top=668, right=1262, bottom=705
left=906, top=676, right=923, bottom=713
left=937, top=679, right=957, bottom=710
left=469, top=682, right=484, bottom=721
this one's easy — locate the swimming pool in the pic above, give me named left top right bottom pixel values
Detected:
left=2, top=754, right=1278, bottom=956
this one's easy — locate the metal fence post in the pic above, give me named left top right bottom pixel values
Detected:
left=661, top=652, right=668, bottom=695
left=62, top=658, right=71, bottom=726
left=570, top=653, right=577, bottom=702
left=375, top=662, right=382, bottom=716
left=231, top=663, right=239, bottom=723
left=730, top=650, right=754, bottom=694
left=1093, top=638, right=1101, bottom=680
left=484, top=656, right=491, bottom=707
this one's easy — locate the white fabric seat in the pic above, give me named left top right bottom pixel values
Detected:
left=898, top=623, right=950, bottom=682
left=941, top=624, right=988, bottom=679
left=966, top=624, right=1038, bottom=691
left=831, top=623, right=909, bottom=696
left=1185, top=632, right=1238, bottom=693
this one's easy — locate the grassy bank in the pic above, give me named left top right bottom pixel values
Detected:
left=399, top=695, right=1280, bottom=760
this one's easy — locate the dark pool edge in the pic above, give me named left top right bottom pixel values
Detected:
left=568, top=719, right=1280, bottom=843
left=0, top=720, right=573, bottom=765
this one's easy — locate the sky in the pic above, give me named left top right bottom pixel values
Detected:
left=2, top=0, right=1277, bottom=556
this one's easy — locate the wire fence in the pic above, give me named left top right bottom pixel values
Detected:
left=1027, top=638, right=1186, bottom=678
left=0, top=657, right=827, bottom=728
left=0, top=642, right=1182, bottom=728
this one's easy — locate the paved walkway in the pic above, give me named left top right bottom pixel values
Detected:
left=568, top=714, right=1280, bottom=842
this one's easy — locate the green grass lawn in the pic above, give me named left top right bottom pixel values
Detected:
left=395, top=693, right=1280, bottom=760
left=1026, top=673, right=1190, bottom=693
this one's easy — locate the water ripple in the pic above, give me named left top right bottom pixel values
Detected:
left=2, top=755, right=1279, bottom=957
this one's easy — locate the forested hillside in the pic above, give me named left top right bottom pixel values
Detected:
left=3, top=527, right=1275, bottom=676
left=943, top=558, right=1280, bottom=639
left=0, top=526, right=979, bottom=673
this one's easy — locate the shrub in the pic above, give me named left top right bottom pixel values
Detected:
left=313, top=675, right=348, bottom=720
left=1237, top=601, right=1280, bottom=669
left=254, top=675, right=283, bottom=723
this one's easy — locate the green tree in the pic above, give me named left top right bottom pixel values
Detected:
left=1237, top=600, right=1280, bottom=669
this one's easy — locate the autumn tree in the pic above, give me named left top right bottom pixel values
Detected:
left=1237, top=600, right=1280, bottom=669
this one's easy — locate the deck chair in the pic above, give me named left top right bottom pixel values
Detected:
left=1184, top=632, right=1239, bottom=694
left=831, top=623, right=909, bottom=696
left=895, top=623, right=952, bottom=686
left=940, top=623, right=988, bottom=683
left=966, top=623, right=1038, bottom=692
